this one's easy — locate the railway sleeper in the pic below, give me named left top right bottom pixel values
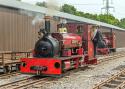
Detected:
left=110, top=80, right=122, bottom=84
left=117, top=77, right=125, bottom=80
left=104, top=83, right=118, bottom=88
left=119, top=74, right=125, bottom=77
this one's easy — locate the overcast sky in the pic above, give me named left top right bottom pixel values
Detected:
left=21, top=0, right=125, bottom=19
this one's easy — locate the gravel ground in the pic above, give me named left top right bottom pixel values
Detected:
left=38, top=56, right=125, bottom=89
left=0, top=74, right=32, bottom=86
left=117, top=47, right=125, bottom=52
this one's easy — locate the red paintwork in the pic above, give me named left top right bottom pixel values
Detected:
left=74, top=58, right=80, bottom=68
left=77, top=48, right=83, bottom=55
left=20, top=58, right=62, bottom=75
left=103, top=32, right=116, bottom=49
left=84, top=54, right=97, bottom=65
left=52, top=33, right=82, bottom=49
left=67, top=23, right=97, bottom=62
left=112, top=32, right=116, bottom=48
left=62, top=49, right=71, bottom=56
left=20, top=55, right=83, bottom=75
left=62, top=33, right=82, bottom=48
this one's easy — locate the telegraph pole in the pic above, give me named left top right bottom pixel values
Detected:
left=101, top=0, right=115, bottom=15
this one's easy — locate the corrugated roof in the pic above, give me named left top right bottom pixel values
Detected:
left=0, top=0, right=125, bottom=31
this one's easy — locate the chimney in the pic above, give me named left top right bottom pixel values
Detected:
left=44, top=16, right=51, bottom=33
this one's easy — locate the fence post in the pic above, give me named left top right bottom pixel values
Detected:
left=2, top=53, right=4, bottom=66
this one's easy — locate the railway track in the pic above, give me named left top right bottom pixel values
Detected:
left=20, top=52, right=125, bottom=89
left=98, top=51, right=125, bottom=63
left=93, top=69, right=125, bottom=89
left=0, top=72, right=21, bottom=79
left=93, top=51, right=125, bottom=89
left=0, top=51, right=124, bottom=89
left=97, top=51, right=124, bottom=58
left=9, top=77, right=55, bottom=89
left=0, top=76, right=49, bottom=89
left=0, top=67, right=88, bottom=89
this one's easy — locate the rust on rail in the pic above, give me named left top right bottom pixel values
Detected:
left=93, top=69, right=125, bottom=89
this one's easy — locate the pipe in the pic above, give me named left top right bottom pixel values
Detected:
left=44, top=16, right=51, bottom=33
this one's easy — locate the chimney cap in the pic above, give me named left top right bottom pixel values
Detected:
left=44, top=16, right=51, bottom=20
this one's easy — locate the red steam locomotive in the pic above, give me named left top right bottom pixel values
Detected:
left=97, top=32, right=116, bottom=54
left=20, top=16, right=115, bottom=76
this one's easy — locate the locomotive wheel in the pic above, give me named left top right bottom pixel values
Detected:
left=109, top=48, right=116, bottom=53
left=112, top=48, right=116, bottom=52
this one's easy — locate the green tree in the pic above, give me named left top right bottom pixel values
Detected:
left=97, top=14, right=119, bottom=26
left=36, top=1, right=47, bottom=7
left=57, top=4, right=125, bottom=29
left=61, top=4, right=77, bottom=15
left=119, top=18, right=125, bottom=28
left=75, top=11, right=84, bottom=17
left=16, top=0, right=21, bottom=1
left=34, top=3, right=125, bottom=29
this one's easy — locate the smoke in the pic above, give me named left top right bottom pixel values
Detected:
left=31, top=0, right=60, bottom=26
left=46, top=0, right=59, bottom=16
left=32, top=14, right=44, bottom=26
left=19, top=10, right=44, bottom=26
left=32, top=0, right=60, bottom=27
left=19, top=0, right=60, bottom=27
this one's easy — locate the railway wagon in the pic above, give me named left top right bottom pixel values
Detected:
left=0, top=51, right=31, bottom=73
